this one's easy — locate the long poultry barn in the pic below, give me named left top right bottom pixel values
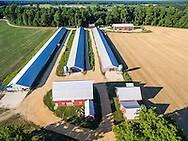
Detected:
left=67, top=27, right=86, bottom=72
left=92, top=27, right=120, bottom=73
left=7, top=27, right=67, bottom=91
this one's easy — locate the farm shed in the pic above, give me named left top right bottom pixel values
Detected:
left=115, top=86, right=142, bottom=120
left=52, top=80, right=94, bottom=106
left=92, top=27, right=119, bottom=73
left=112, top=24, right=134, bottom=31
left=7, top=27, right=67, bottom=90
left=67, top=27, right=85, bottom=72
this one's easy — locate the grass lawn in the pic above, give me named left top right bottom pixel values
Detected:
left=56, top=30, right=75, bottom=76
left=0, top=20, right=56, bottom=84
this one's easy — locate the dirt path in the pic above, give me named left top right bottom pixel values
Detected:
left=0, top=109, right=18, bottom=123
left=108, top=26, right=188, bottom=138
left=0, top=19, right=56, bottom=29
left=18, top=29, right=115, bottom=140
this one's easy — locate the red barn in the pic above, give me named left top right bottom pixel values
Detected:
left=52, top=80, right=94, bottom=107
left=112, top=24, right=134, bottom=31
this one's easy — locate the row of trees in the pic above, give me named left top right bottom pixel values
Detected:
left=0, top=4, right=188, bottom=28
left=114, top=106, right=185, bottom=141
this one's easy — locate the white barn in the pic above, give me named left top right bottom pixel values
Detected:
left=115, top=86, right=142, bottom=120
left=52, top=80, right=94, bottom=106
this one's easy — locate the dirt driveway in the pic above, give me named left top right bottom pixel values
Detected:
left=107, top=26, right=188, bottom=138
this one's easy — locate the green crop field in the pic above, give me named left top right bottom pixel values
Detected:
left=0, top=21, right=56, bottom=84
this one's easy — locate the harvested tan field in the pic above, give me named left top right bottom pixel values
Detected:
left=108, top=26, right=188, bottom=138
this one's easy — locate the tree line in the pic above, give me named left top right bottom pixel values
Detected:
left=0, top=4, right=188, bottom=28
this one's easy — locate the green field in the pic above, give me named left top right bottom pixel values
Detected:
left=0, top=21, right=56, bottom=84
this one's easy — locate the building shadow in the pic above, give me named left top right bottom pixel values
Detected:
left=141, top=100, right=169, bottom=115
left=105, top=81, right=169, bottom=115
left=141, top=85, right=163, bottom=100
left=105, top=34, right=128, bottom=70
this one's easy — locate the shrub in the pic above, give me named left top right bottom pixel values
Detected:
left=114, top=105, right=184, bottom=141
left=123, top=72, right=132, bottom=81
left=43, top=90, right=54, bottom=111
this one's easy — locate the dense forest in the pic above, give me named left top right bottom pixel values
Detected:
left=0, top=4, right=188, bottom=28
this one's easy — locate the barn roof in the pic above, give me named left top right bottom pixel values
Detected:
left=116, top=87, right=142, bottom=101
left=92, top=27, right=119, bottom=72
left=112, top=24, right=134, bottom=27
left=8, top=27, right=67, bottom=89
left=67, top=27, right=85, bottom=71
left=121, top=101, right=140, bottom=120
left=52, top=80, right=94, bottom=101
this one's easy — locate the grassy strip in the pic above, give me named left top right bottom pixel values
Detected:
left=87, top=30, right=95, bottom=70
left=123, top=72, right=132, bottom=81
left=113, top=97, right=124, bottom=124
left=56, top=30, right=75, bottom=76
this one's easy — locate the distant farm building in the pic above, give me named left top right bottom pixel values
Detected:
left=52, top=80, right=95, bottom=120
left=112, top=24, right=134, bottom=31
left=7, top=27, right=67, bottom=91
left=115, top=84, right=142, bottom=120
left=92, top=27, right=121, bottom=73
left=67, top=27, right=86, bottom=72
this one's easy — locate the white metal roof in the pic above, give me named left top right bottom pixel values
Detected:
left=121, top=101, right=140, bottom=109
left=52, top=80, right=94, bottom=101
left=121, top=101, right=140, bottom=120
left=85, top=99, right=95, bottom=118
left=116, top=87, right=142, bottom=101
left=67, top=27, right=82, bottom=70
left=8, top=27, right=63, bottom=89
left=112, top=24, right=134, bottom=27
left=92, top=27, right=118, bottom=72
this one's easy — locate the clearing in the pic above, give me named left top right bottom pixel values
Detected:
left=0, top=20, right=56, bottom=83
left=107, top=26, right=188, bottom=138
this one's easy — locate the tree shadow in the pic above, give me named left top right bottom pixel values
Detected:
left=31, top=128, right=77, bottom=141
left=166, top=107, right=188, bottom=140
left=127, top=66, right=141, bottom=72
